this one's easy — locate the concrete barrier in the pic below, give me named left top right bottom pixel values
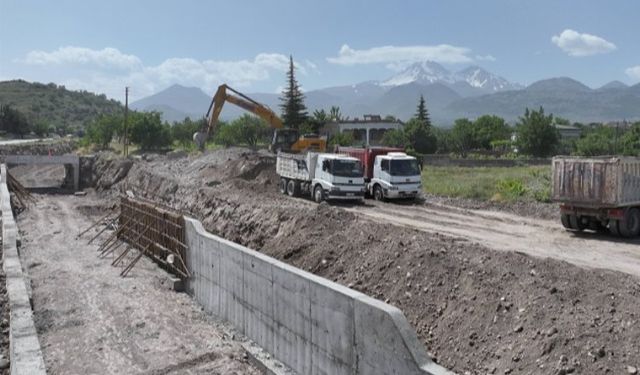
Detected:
left=184, top=217, right=452, bottom=375
left=0, top=165, right=47, bottom=375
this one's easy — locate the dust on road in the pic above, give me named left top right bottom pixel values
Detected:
left=16, top=194, right=259, bottom=375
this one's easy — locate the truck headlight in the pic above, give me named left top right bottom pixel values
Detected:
left=330, top=186, right=340, bottom=192
left=389, top=186, right=399, bottom=190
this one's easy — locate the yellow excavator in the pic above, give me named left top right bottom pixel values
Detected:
left=193, top=84, right=326, bottom=153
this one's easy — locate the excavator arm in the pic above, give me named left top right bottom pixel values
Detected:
left=194, top=84, right=283, bottom=150
left=194, top=83, right=326, bottom=153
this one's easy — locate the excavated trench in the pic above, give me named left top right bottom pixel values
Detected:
left=92, top=149, right=640, bottom=374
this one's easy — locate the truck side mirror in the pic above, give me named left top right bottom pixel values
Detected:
left=322, top=160, right=330, bottom=172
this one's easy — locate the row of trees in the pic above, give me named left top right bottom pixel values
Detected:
left=0, top=104, right=59, bottom=138
left=376, top=94, right=640, bottom=158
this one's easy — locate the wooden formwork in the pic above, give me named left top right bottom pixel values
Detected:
left=118, top=196, right=189, bottom=278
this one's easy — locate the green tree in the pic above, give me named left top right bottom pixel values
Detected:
left=432, top=127, right=453, bottom=154
left=232, top=114, right=269, bottom=148
left=451, top=118, right=476, bottom=157
left=171, top=117, right=203, bottom=149
left=214, top=122, right=239, bottom=147
left=574, top=126, right=617, bottom=156
left=84, top=114, right=120, bottom=149
left=329, top=131, right=354, bottom=147
left=622, top=122, right=640, bottom=156
left=0, top=104, right=31, bottom=137
left=414, top=95, right=431, bottom=128
left=515, top=107, right=559, bottom=157
left=32, top=120, right=50, bottom=137
left=381, top=128, right=408, bottom=148
left=404, top=118, right=436, bottom=154
left=129, top=112, right=172, bottom=150
left=329, top=106, right=343, bottom=121
left=473, top=115, right=511, bottom=149
left=279, top=55, right=307, bottom=130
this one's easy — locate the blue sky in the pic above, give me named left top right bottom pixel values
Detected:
left=1, top=0, right=638, bottom=101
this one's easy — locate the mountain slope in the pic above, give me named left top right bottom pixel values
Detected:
left=445, top=77, right=640, bottom=122
left=0, top=79, right=123, bottom=129
left=131, top=84, right=211, bottom=122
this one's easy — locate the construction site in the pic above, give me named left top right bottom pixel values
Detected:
left=0, top=139, right=637, bottom=375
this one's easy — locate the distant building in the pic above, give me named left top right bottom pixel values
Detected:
left=320, top=115, right=403, bottom=146
left=604, top=120, right=632, bottom=130
left=554, top=124, right=582, bottom=139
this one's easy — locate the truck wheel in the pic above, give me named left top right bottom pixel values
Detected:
left=313, top=185, right=324, bottom=203
left=373, top=185, right=385, bottom=201
left=560, top=214, right=572, bottom=230
left=619, top=208, right=640, bottom=238
left=568, top=215, right=585, bottom=231
left=279, top=178, right=287, bottom=194
left=287, top=180, right=298, bottom=197
left=609, top=219, right=621, bottom=236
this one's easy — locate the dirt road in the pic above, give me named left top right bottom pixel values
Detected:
left=16, top=194, right=258, bottom=375
left=346, top=199, right=640, bottom=278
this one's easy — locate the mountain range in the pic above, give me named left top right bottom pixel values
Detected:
left=131, top=61, right=640, bottom=125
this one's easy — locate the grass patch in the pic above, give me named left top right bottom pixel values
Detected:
left=422, top=165, right=551, bottom=202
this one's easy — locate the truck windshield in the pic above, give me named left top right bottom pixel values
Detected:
left=332, top=160, right=363, bottom=178
left=390, top=159, right=420, bottom=176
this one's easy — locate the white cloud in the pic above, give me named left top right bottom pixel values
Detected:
left=551, top=29, right=616, bottom=57
left=626, top=65, right=640, bottom=80
left=23, top=46, right=142, bottom=70
left=18, top=46, right=311, bottom=99
left=475, top=54, right=496, bottom=62
left=326, top=43, right=473, bottom=65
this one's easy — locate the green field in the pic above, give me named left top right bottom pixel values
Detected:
left=421, top=165, right=551, bottom=202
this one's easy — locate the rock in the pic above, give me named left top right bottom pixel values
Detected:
left=514, top=325, right=524, bottom=333
left=627, top=366, right=638, bottom=374
left=0, top=359, right=9, bottom=369
left=546, top=327, right=558, bottom=337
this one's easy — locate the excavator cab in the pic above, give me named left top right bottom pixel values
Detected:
left=271, top=129, right=300, bottom=153
left=270, top=129, right=328, bottom=153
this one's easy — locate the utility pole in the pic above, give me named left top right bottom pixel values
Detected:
left=124, top=87, right=129, bottom=157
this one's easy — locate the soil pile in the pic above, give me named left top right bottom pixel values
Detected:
left=93, top=148, right=640, bottom=374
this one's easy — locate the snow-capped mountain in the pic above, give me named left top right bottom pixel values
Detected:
left=382, top=61, right=522, bottom=95
left=382, top=61, right=456, bottom=86
left=455, top=66, right=523, bottom=92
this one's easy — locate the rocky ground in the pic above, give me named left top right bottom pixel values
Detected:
left=87, top=148, right=640, bottom=375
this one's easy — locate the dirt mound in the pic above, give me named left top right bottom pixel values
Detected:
left=92, top=149, right=640, bottom=374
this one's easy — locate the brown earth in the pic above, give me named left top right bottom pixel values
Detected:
left=15, top=193, right=259, bottom=375
left=87, top=148, right=640, bottom=375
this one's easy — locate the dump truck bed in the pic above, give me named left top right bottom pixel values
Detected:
left=551, top=156, right=640, bottom=207
left=276, top=152, right=316, bottom=181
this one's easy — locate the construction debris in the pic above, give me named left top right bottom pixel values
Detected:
left=6, top=170, right=36, bottom=211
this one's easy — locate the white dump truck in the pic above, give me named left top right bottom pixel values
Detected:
left=336, top=147, right=422, bottom=200
left=276, top=152, right=365, bottom=203
left=552, top=156, right=640, bottom=237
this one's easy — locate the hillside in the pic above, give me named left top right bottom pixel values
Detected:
left=445, top=77, right=640, bottom=122
left=0, top=80, right=123, bottom=130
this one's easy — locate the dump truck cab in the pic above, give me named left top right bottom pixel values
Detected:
left=313, top=153, right=366, bottom=202
left=371, top=152, right=422, bottom=200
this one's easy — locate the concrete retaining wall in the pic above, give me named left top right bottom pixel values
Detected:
left=184, top=218, right=452, bottom=375
left=0, top=165, right=46, bottom=375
